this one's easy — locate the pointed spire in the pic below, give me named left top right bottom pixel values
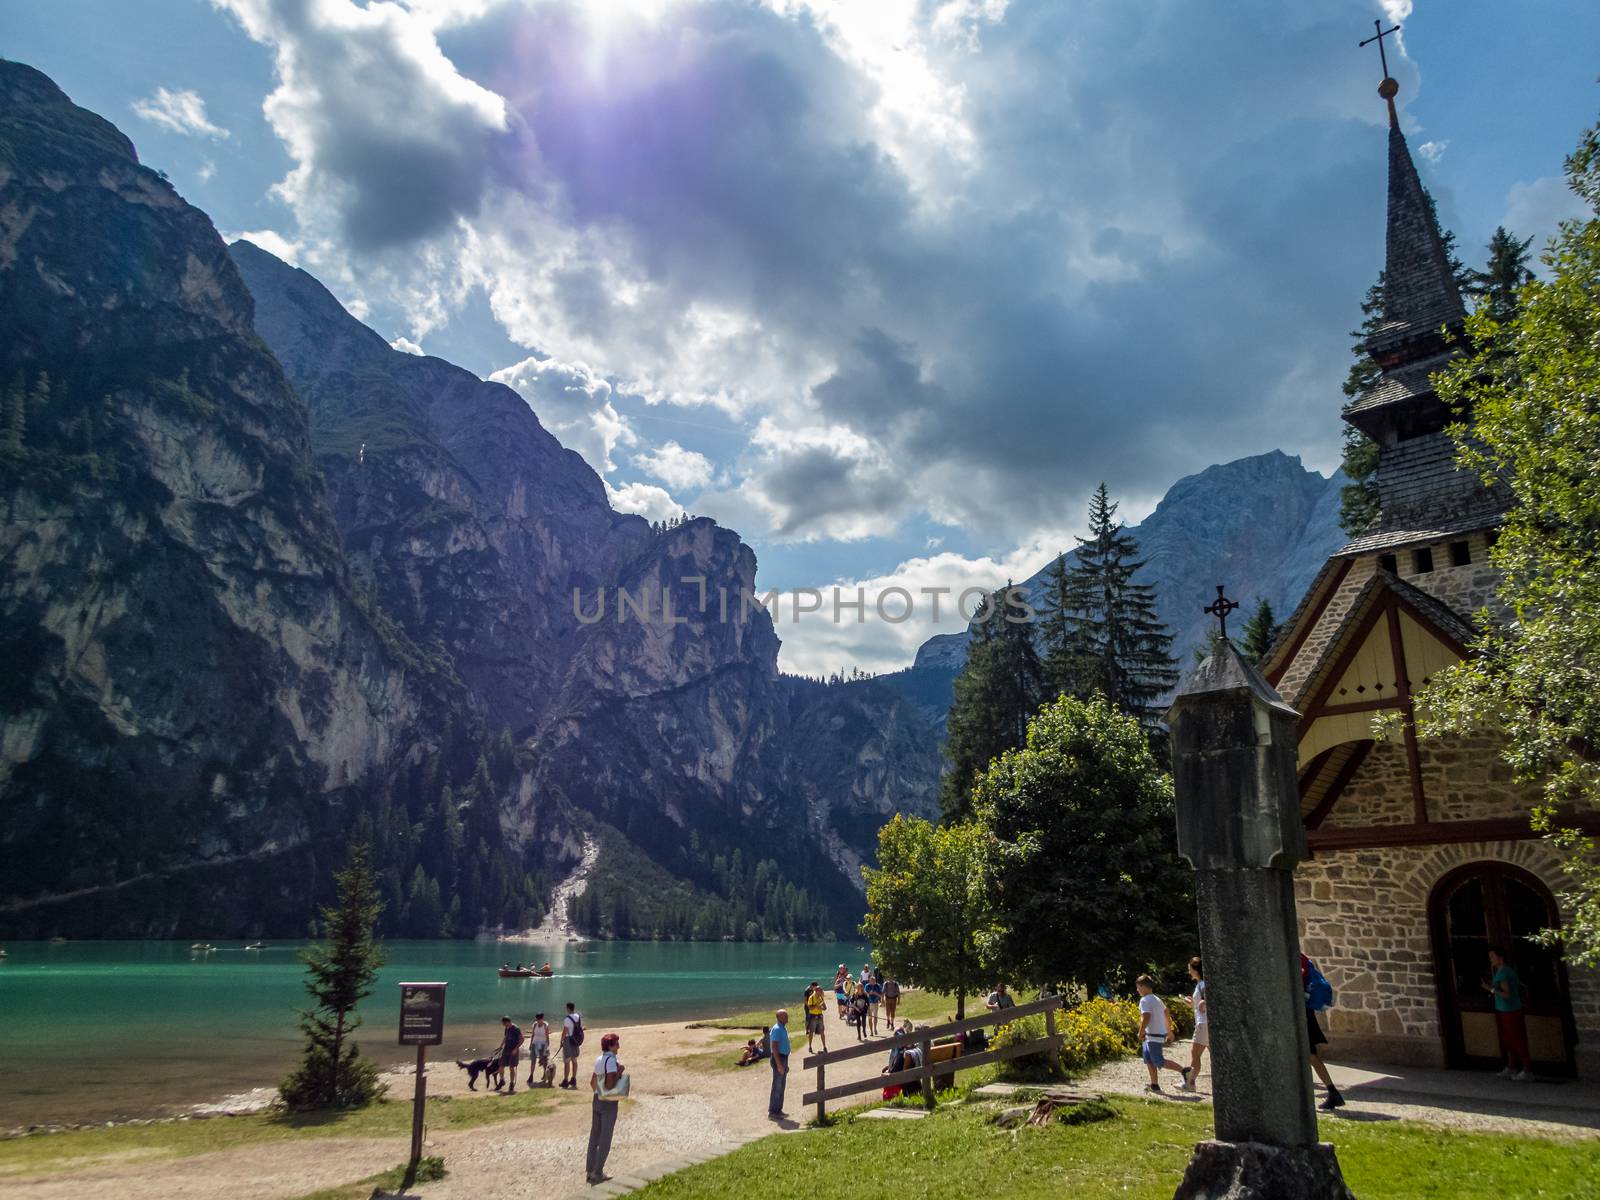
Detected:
left=1367, top=83, right=1466, bottom=356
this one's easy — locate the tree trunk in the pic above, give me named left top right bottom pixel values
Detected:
left=331, top=1008, right=347, bottom=1100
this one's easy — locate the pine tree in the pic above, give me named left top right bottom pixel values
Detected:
left=1468, top=225, right=1535, bottom=324
left=939, top=586, right=1043, bottom=821
left=1058, top=485, right=1177, bottom=729
left=1036, top=552, right=1084, bottom=699
left=4, top=371, right=25, bottom=455
left=280, top=843, right=388, bottom=1110
left=1339, top=277, right=1386, bottom=537
left=1239, top=598, right=1280, bottom=666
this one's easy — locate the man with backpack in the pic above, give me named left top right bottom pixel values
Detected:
left=1301, top=953, right=1344, bottom=1110
left=560, top=1001, right=586, bottom=1089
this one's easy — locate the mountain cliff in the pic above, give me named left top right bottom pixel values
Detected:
left=889, top=452, right=1347, bottom=728
left=0, top=61, right=571, bottom=937
left=228, top=240, right=943, bottom=935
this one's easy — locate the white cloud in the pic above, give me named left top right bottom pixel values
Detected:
left=1418, top=139, right=1447, bottom=163
left=774, top=527, right=1075, bottom=676
left=197, top=159, right=217, bottom=182
left=228, top=228, right=302, bottom=265
left=391, top=336, right=426, bottom=355
left=490, top=354, right=636, bottom=474
left=633, top=440, right=715, bottom=491
left=131, top=87, right=230, bottom=138
left=1503, top=175, right=1590, bottom=256
left=216, top=0, right=508, bottom=250
left=607, top=480, right=682, bottom=524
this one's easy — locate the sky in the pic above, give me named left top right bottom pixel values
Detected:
left=6, top=0, right=1596, bottom=676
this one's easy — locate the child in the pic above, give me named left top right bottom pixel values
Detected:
left=1135, top=974, right=1191, bottom=1094
left=1185, top=957, right=1207, bottom=1092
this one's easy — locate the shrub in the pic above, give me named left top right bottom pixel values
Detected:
left=995, top=996, right=1146, bottom=1080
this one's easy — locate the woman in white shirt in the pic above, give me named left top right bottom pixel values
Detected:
left=1185, top=956, right=1207, bottom=1092
left=586, top=1033, right=625, bottom=1184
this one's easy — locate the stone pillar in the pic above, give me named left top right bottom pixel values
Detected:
left=1166, top=639, right=1354, bottom=1200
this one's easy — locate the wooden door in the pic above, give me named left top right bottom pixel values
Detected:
left=1428, top=862, right=1576, bottom=1074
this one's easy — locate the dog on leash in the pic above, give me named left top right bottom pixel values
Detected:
left=456, top=1049, right=505, bottom=1091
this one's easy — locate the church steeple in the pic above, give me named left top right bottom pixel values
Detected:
left=1367, top=119, right=1467, bottom=360
left=1337, top=60, right=1509, bottom=552
left=1343, top=70, right=1467, bottom=445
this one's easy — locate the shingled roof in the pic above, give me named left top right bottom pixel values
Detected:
left=1364, top=121, right=1467, bottom=360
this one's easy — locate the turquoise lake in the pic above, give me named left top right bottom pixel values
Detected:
left=0, top=938, right=868, bottom=1128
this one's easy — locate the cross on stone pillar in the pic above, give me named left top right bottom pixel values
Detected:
left=1166, top=641, right=1356, bottom=1199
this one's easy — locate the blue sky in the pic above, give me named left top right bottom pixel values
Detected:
left=7, top=1, right=1596, bottom=674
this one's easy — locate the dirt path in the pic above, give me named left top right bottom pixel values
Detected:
left=2, top=1011, right=887, bottom=1200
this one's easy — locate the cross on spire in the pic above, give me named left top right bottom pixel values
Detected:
left=1359, top=17, right=1401, bottom=80
left=1204, top=584, right=1240, bottom=641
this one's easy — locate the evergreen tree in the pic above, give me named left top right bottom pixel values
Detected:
left=4, top=371, right=25, bottom=455
left=280, top=844, right=388, bottom=1110
left=1468, top=225, right=1536, bottom=324
left=1339, top=277, right=1386, bottom=537
left=1239, top=598, right=1280, bottom=666
left=939, top=586, right=1043, bottom=821
left=1035, top=552, right=1085, bottom=699
left=1057, top=485, right=1177, bottom=729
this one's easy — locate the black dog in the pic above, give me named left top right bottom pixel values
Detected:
left=456, top=1050, right=505, bottom=1091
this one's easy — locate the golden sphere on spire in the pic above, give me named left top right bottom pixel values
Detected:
left=1378, top=77, right=1399, bottom=100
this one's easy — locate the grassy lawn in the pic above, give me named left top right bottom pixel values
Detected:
left=630, top=1097, right=1599, bottom=1200
left=0, top=1089, right=554, bottom=1178
left=704, top=990, right=977, bottom=1031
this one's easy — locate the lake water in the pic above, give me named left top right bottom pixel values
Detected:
left=0, top=938, right=869, bottom=1129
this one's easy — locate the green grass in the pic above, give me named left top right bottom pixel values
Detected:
left=702, top=990, right=977, bottom=1031
left=0, top=1090, right=553, bottom=1178
left=291, top=1154, right=446, bottom=1200
left=629, top=1097, right=1600, bottom=1200
left=661, top=1032, right=754, bottom=1072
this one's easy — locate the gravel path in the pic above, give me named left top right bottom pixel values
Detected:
left=1078, top=1046, right=1600, bottom=1140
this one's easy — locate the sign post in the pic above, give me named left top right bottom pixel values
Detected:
left=398, top=982, right=447, bottom=1188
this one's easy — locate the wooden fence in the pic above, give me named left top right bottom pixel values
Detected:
left=800, top=994, right=1063, bottom=1121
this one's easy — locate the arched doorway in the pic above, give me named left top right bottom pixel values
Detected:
left=1428, top=862, right=1577, bottom=1074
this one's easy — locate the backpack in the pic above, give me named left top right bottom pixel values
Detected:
left=1304, top=959, right=1334, bottom=1012
left=568, top=1014, right=586, bottom=1048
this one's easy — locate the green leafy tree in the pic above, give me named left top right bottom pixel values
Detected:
left=974, top=694, right=1190, bottom=992
left=280, top=843, right=388, bottom=1110
left=861, top=816, right=996, bottom=1019
left=1421, top=118, right=1600, bottom=966
left=1468, top=225, right=1536, bottom=324
left=940, top=586, right=1044, bottom=821
left=1056, top=485, right=1177, bottom=729
left=1239, top=598, right=1280, bottom=666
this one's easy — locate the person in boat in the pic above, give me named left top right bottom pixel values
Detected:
left=541, top=962, right=552, bottom=974
left=515, top=962, right=525, bottom=972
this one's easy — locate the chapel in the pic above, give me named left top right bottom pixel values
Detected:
left=1261, top=73, right=1600, bottom=1078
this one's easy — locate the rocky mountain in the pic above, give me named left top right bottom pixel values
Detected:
left=0, top=61, right=569, bottom=938
left=0, top=62, right=940, bottom=939
left=229, top=240, right=943, bottom=936
left=889, top=452, right=1347, bottom=728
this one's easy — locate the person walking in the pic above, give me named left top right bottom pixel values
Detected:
left=1486, top=947, right=1534, bottom=1080
left=527, top=1011, right=551, bottom=1087
left=1184, top=957, right=1207, bottom=1091
left=768, top=1008, right=791, bottom=1120
left=498, top=1016, right=523, bottom=1094
left=849, top=982, right=870, bottom=1041
left=560, top=1001, right=585, bottom=1089
left=882, top=974, right=901, bottom=1025
left=833, top=966, right=850, bottom=1020
left=985, top=982, right=1016, bottom=1013
left=864, top=971, right=884, bottom=1035
left=803, top=981, right=828, bottom=1053
left=585, top=1032, right=625, bottom=1185
left=1301, top=954, right=1345, bottom=1110
left=1135, top=975, right=1192, bottom=1094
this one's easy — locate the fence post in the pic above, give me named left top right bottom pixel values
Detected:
left=920, top=1037, right=935, bottom=1111
left=1044, top=997, right=1062, bottom=1078
left=816, top=1059, right=826, bottom=1124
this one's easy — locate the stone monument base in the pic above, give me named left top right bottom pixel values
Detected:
left=1173, top=1140, right=1355, bottom=1200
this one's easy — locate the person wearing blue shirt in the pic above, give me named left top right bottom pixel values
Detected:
left=768, top=1008, right=792, bottom=1119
